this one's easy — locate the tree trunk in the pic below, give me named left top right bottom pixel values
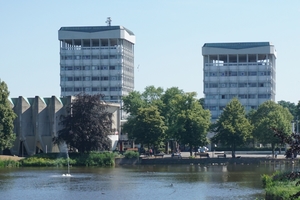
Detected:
left=231, top=143, right=236, bottom=158
left=271, top=143, right=275, bottom=158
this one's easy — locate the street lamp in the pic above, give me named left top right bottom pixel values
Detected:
left=213, top=144, right=217, bottom=158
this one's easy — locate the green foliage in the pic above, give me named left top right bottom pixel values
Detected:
left=0, top=159, right=20, bottom=167
left=171, top=92, right=211, bottom=155
left=251, top=101, right=293, bottom=153
left=0, top=81, right=17, bottom=152
left=278, top=100, right=297, bottom=120
left=124, top=151, right=139, bottom=159
left=53, top=94, right=112, bottom=153
left=212, top=98, right=252, bottom=157
left=122, top=86, right=211, bottom=155
left=124, top=106, right=167, bottom=148
left=262, top=171, right=300, bottom=200
left=20, top=152, right=115, bottom=167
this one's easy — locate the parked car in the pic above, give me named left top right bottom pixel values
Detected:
left=198, top=146, right=209, bottom=153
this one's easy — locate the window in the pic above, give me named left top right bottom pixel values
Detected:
left=92, top=65, right=99, bottom=70
left=109, top=66, right=116, bottom=70
left=92, top=55, right=99, bottom=59
left=66, top=66, right=73, bottom=71
left=74, top=87, right=82, bottom=92
left=67, top=77, right=73, bottom=81
left=101, top=76, right=109, bottom=81
left=92, top=87, right=99, bottom=91
left=74, top=55, right=81, bottom=60
left=84, top=76, right=90, bottom=81
left=248, top=94, right=256, bottom=99
left=248, top=83, right=257, bottom=87
left=238, top=94, right=247, bottom=99
left=229, top=71, right=237, bottom=76
left=209, top=72, right=217, bottom=76
left=209, top=83, right=218, bottom=88
left=110, top=76, right=117, bottom=80
left=238, top=83, right=247, bottom=88
left=220, top=83, right=227, bottom=88
left=100, top=65, right=108, bottom=70
left=239, top=71, right=247, bottom=76
left=65, top=87, right=73, bottom=92
left=101, top=87, right=108, bottom=91
left=249, top=71, right=257, bottom=76
left=92, top=76, right=100, bottom=81
left=82, top=55, right=90, bottom=59
left=74, top=66, right=81, bottom=71
left=83, top=66, right=90, bottom=70
left=100, top=55, right=108, bottom=59
left=74, top=77, right=81, bottom=81
left=230, top=83, right=237, bottom=87
left=109, top=55, right=117, bottom=59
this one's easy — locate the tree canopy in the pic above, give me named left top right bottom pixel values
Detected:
left=122, top=86, right=211, bottom=153
left=251, top=101, right=293, bottom=155
left=211, top=98, right=252, bottom=158
left=171, top=92, right=211, bottom=156
left=123, top=106, right=167, bottom=149
left=0, top=81, right=16, bottom=152
left=54, top=94, right=112, bottom=153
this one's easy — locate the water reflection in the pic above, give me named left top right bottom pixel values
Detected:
left=0, top=163, right=296, bottom=200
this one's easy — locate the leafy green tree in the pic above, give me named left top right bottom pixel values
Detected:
left=0, top=81, right=16, bottom=152
left=54, top=94, right=112, bottom=153
left=211, top=98, right=252, bottom=158
left=123, top=106, right=167, bottom=151
left=251, top=101, right=293, bottom=156
left=198, top=98, right=205, bottom=108
left=171, top=92, right=211, bottom=156
left=160, top=87, right=184, bottom=140
left=278, top=100, right=297, bottom=120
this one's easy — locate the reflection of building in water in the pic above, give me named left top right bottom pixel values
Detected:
left=9, top=96, right=120, bottom=156
left=202, top=42, right=276, bottom=122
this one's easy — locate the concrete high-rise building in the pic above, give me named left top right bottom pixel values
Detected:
left=58, top=22, right=135, bottom=103
left=202, top=42, right=276, bottom=121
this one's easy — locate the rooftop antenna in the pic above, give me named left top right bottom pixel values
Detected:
left=106, top=17, right=112, bottom=26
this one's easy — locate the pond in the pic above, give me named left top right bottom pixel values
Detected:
left=0, top=163, right=294, bottom=200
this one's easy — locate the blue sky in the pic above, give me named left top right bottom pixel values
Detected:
left=1, top=1, right=299, bottom=103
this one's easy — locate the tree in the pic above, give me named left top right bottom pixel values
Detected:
left=0, top=81, right=16, bottom=152
left=251, top=101, right=293, bottom=156
left=211, top=98, right=252, bottom=158
left=172, top=92, right=211, bottom=156
left=123, top=106, right=167, bottom=151
left=278, top=100, right=297, bottom=120
left=53, top=94, right=112, bottom=153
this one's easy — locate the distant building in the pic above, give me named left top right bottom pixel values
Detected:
left=58, top=23, right=135, bottom=105
left=202, top=42, right=276, bottom=121
left=9, top=96, right=120, bottom=156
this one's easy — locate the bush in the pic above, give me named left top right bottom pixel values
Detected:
left=0, top=159, right=20, bottom=167
left=20, top=152, right=115, bottom=167
left=124, top=151, right=139, bottom=159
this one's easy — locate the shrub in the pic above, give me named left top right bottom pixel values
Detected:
left=124, top=151, right=139, bottom=159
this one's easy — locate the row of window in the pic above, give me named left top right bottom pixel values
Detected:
left=61, top=87, right=122, bottom=92
left=61, top=65, right=134, bottom=73
left=204, top=71, right=271, bottom=77
left=61, top=76, right=122, bottom=81
left=206, top=94, right=271, bottom=100
left=205, top=82, right=271, bottom=88
left=207, top=105, right=258, bottom=111
left=61, top=55, right=119, bottom=60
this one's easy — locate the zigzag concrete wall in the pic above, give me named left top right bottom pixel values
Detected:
left=9, top=96, right=120, bottom=156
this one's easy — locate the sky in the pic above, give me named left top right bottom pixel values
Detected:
left=1, top=1, right=300, bottom=103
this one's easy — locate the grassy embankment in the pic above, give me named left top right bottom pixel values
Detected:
left=262, top=167, right=300, bottom=200
left=0, top=151, right=140, bottom=168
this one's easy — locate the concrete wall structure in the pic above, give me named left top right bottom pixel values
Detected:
left=202, top=42, right=276, bottom=121
left=9, top=96, right=120, bottom=156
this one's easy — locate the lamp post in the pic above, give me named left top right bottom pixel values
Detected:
left=213, top=144, right=217, bottom=158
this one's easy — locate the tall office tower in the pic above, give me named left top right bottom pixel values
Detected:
left=58, top=22, right=135, bottom=104
left=202, top=42, right=276, bottom=121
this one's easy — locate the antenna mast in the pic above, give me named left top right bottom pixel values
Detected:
left=106, top=17, right=112, bottom=26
